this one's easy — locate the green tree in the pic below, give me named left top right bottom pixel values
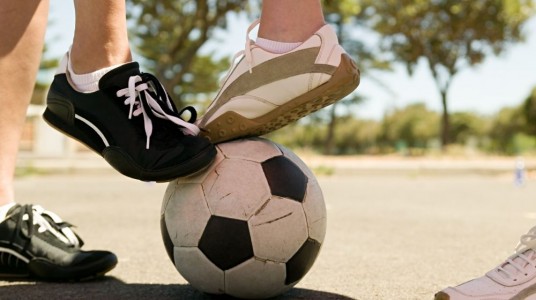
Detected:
left=488, top=106, right=526, bottom=154
left=522, top=86, right=536, bottom=135
left=333, top=117, right=382, bottom=154
left=268, top=116, right=383, bottom=155
left=126, top=0, right=246, bottom=108
left=449, top=111, right=490, bottom=145
left=360, top=0, right=534, bottom=148
left=380, top=103, right=440, bottom=153
left=267, top=121, right=327, bottom=153
left=319, top=0, right=391, bottom=154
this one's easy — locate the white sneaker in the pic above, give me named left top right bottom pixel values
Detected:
left=436, top=226, right=536, bottom=300
left=198, top=20, right=360, bottom=143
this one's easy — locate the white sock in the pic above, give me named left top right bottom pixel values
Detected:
left=0, top=202, right=16, bottom=222
left=255, top=37, right=302, bottom=54
left=67, top=54, right=125, bottom=93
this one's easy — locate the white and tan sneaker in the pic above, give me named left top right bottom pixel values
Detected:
left=436, top=226, right=536, bottom=300
left=198, top=20, right=360, bottom=143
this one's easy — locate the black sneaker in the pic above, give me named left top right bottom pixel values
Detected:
left=0, top=204, right=117, bottom=280
left=43, top=58, right=216, bottom=182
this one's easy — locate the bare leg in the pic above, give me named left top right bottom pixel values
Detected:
left=0, top=0, right=49, bottom=205
left=70, top=0, right=132, bottom=74
left=258, top=0, right=326, bottom=42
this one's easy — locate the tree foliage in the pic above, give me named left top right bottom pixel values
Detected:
left=318, top=0, right=391, bottom=154
left=380, top=103, right=440, bottom=150
left=449, top=111, right=490, bottom=145
left=270, top=99, right=536, bottom=156
left=126, top=0, right=247, bottom=108
left=522, top=87, right=536, bottom=135
left=488, top=106, right=526, bottom=154
left=323, top=0, right=391, bottom=73
left=359, top=0, right=534, bottom=147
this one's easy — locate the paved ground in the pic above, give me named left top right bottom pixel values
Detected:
left=2, top=163, right=536, bottom=300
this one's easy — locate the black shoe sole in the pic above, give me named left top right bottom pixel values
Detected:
left=0, top=248, right=31, bottom=278
left=43, top=108, right=217, bottom=182
left=0, top=250, right=117, bottom=281
left=28, top=254, right=118, bottom=281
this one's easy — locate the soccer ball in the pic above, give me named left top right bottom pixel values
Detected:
left=160, top=138, right=327, bottom=299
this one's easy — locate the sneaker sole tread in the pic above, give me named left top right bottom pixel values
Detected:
left=201, top=53, right=360, bottom=144
left=434, top=291, right=450, bottom=300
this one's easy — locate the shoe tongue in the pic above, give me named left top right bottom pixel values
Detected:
left=98, top=62, right=141, bottom=91
left=6, top=203, right=21, bottom=215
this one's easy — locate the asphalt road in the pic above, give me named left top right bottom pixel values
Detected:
left=2, top=170, right=536, bottom=300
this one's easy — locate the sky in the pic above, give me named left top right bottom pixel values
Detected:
left=46, top=2, right=536, bottom=120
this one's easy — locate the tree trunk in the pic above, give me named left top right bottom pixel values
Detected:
left=428, top=60, right=453, bottom=150
left=440, top=89, right=450, bottom=149
left=324, top=103, right=338, bottom=155
left=323, top=16, right=344, bottom=155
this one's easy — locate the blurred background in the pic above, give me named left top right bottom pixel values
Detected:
left=9, top=2, right=536, bottom=298
left=22, top=0, right=536, bottom=167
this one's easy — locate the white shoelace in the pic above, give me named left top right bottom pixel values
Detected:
left=496, top=226, right=536, bottom=279
left=116, top=75, right=200, bottom=149
left=219, top=19, right=260, bottom=86
left=25, top=205, right=80, bottom=247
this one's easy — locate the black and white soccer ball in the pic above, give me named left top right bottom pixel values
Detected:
left=160, top=138, right=327, bottom=299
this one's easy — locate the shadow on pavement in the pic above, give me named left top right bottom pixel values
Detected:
left=1, top=276, right=356, bottom=300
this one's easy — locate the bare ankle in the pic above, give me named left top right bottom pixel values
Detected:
left=69, top=43, right=131, bottom=74
left=258, top=0, right=325, bottom=42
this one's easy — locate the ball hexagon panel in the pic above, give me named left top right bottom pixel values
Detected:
left=249, top=197, right=308, bottom=262
left=175, top=150, right=226, bottom=185
left=285, top=238, right=322, bottom=285
left=302, top=181, right=327, bottom=243
left=261, top=156, right=308, bottom=202
left=218, top=138, right=282, bottom=163
left=225, top=258, right=290, bottom=299
left=276, top=144, right=316, bottom=180
left=200, top=162, right=219, bottom=203
left=174, top=247, right=225, bottom=295
left=163, top=183, right=211, bottom=247
left=203, top=159, right=271, bottom=220
left=199, top=216, right=254, bottom=271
